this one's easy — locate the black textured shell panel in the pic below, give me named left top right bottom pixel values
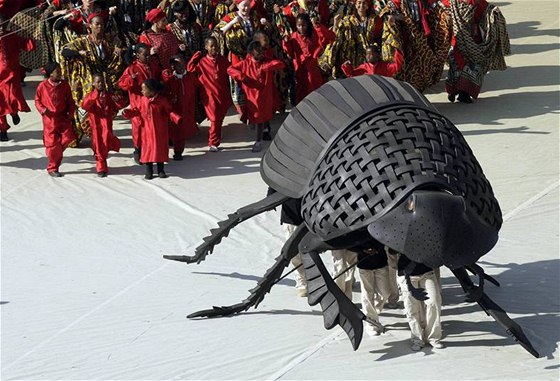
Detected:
left=261, top=75, right=502, bottom=240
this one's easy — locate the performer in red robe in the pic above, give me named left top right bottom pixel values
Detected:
left=189, top=38, right=232, bottom=152
left=34, top=63, right=77, bottom=177
left=341, top=45, right=403, bottom=77
left=162, top=54, right=198, bottom=161
left=124, top=79, right=181, bottom=180
left=0, top=15, right=35, bottom=140
left=228, top=41, right=285, bottom=153
left=118, top=43, right=160, bottom=163
left=282, top=13, right=325, bottom=105
left=82, top=74, right=127, bottom=177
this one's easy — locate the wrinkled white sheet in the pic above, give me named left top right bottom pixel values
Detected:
left=1, top=0, right=559, bottom=379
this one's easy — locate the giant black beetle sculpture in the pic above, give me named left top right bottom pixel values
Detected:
left=165, top=75, right=538, bottom=357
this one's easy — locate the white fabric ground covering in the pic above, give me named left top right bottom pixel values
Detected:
left=1, top=0, right=559, bottom=379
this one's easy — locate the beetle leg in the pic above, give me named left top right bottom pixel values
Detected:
left=187, top=223, right=308, bottom=318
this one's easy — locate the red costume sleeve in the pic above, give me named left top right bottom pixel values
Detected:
left=118, top=66, right=136, bottom=91
left=261, top=59, right=286, bottom=72
left=81, top=90, right=98, bottom=112
left=187, top=51, right=203, bottom=73
left=227, top=61, right=246, bottom=83
left=34, top=82, right=48, bottom=115
left=380, top=49, right=404, bottom=77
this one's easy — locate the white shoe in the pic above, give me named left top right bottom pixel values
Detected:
left=295, top=277, right=307, bottom=297
left=296, top=286, right=308, bottom=297
left=209, top=146, right=221, bottom=152
left=411, top=343, right=423, bottom=351
left=365, top=323, right=382, bottom=337
left=431, top=340, right=445, bottom=349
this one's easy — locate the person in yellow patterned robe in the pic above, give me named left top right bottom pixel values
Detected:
left=379, top=0, right=451, bottom=92
left=320, top=0, right=386, bottom=78
left=61, top=14, right=125, bottom=144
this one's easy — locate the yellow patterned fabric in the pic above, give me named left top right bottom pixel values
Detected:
left=319, top=14, right=381, bottom=78
left=214, top=2, right=230, bottom=26
left=62, top=35, right=125, bottom=140
left=168, top=21, right=203, bottom=60
left=216, top=12, right=259, bottom=59
left=189, top=0, right=215, bottom=29
left=381, top=0, right=451, bottom=92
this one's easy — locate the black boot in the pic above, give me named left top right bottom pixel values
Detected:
left=447, top=93, right=456, bottom=103
left=11, top=113, right=20, bottom=125
left=173, top=150, right=183, bottom=161
left=133, top=147, right=141, bottom=164
left=0, top=131, right=8, bottom=141
left=157, top=162, right=167, bottom=178
left=458, top=92, right=472, bottom=104
left=145, top=163, right=153, bottom=180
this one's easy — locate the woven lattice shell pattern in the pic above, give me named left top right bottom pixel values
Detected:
left=300, top=104, right=502, bottom=241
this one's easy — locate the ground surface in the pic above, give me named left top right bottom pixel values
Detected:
left=1, top=0, right=559, bottom=379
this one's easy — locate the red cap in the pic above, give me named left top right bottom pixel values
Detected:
left=235, top=0, right=249, bottom=5
left=145, top=8, right=166, bottom=24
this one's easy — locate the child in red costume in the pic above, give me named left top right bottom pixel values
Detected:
left=82, top=74, right=127, bottom=177
left=0, top=14, right=35, bottom=141
left=341, top=44, right=404, bottom=78
left=189, top=37, right=232, bottom=152
left=162, top=54, right=198, bottom=161
left=124, top=79, right=181, bottom=180
left=282, top=13, right=325, bottom=105
left=34, top=63, right=77, bottom=177
left=118, top=43, right=160, bottom=163
left=227, top=41, right=285, bottom=153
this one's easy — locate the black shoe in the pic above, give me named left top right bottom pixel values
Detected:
left=0, top=131, right=8, bottom=141
left=11, top=114, right=20, bottom=125
left=158, top=171, right=168, bottom=178
left=133, top=148, right=141, bottom=164
left=263, top=131, right=272, bottom=141
left=145, top=163, right=153, bottom=179
left=97, top=172, right=107, bottom=178
left=173, top=153, right=183, bottom=161
left=457, top=92, right=472, bottom=104
left=49, top=171, right=62, bottom=177
left=448, top=93, right=456, bottom=103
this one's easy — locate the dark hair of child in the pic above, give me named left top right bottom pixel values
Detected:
left=247, top=40, right=263, bottom=55
left=124, top=43, right=150, bottom=65
left=143, top=78, right=164, bottom=93
left=43, top=62, right=61, bottom=78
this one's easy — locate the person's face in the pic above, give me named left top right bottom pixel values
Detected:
left=50, top=67, right=62, bottom=82
left=89, top=16, right=104, bottom=35
left=255, top=33, right=269, bottom=48
left=172, top=58, right=186, bottom=74
left=82, top=0, right=92, bottom=10
left=205, top=39, right=218, bottom=56
left=136, top=47, right=149, bottom=63
left=92, top=75, right=106, bottom=91
left=141, top=83, right=155, bottom=97
left=238, top=0, right=250, bottom=17
left=366, top=47, right=379, bottom=63
left=251, top=47, right=264, bottom=61
left=356, top=0, right=368, bottom=14
left=155, top=17, right=167, bottom=30
left=296, top=19, right=308, bottom=35
left=175, top=11, right=188, bottom=24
